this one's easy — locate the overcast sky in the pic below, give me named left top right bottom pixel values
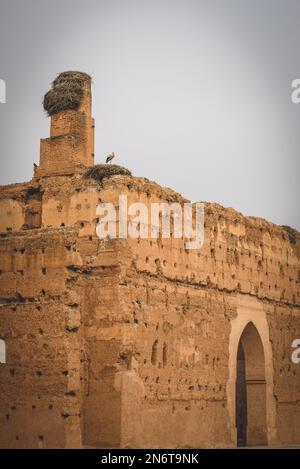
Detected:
left=0, top=0, right=299, bottom=229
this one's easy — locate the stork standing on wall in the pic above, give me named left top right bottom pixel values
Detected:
left=105, top=152, right=115, bottom=164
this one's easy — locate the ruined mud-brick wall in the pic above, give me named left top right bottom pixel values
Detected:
left=0, top=175, right=127, bottom=448
left=0, top=226, right=80, bottom=448
left=77, top=176, right=299, bottom=448
left=0, top=173, right=299, bottom=448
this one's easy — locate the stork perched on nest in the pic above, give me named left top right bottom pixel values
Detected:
left=105, top=152, right=115, bottom=164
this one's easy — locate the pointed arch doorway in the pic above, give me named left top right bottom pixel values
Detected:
left=235, top=322, right=268, bottom=446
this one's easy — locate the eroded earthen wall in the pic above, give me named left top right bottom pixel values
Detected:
left=0, top=174, right=299, bottom=448
left=59, top=176, right=299, bottom=448
left=0, top=228, right=83, bottom=448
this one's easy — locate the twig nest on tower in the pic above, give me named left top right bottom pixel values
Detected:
left=84, top=164, right=132, bottom=182
left=43, top=71, right=91, bottom=116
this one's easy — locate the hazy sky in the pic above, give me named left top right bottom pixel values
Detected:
left=0, top=0, right=299, bottom=229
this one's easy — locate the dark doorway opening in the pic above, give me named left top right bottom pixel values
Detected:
left=235, top=322, right=268, bottom=447
left=236, top=342, right=247, bottom=446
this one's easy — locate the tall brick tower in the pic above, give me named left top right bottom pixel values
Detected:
left=34, top=71, right=94, bottom=177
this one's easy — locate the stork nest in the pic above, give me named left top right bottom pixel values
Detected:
left=84, top=164, right=132, bottom=182
left=43, top=71, right=91, bottom=116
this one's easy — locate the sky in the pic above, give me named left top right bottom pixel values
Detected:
left=0, top=0, right=299, bottom=229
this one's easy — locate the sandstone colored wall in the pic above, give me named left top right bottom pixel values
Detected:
left=0, top=182, right=42, bottom=232
left=82, top=176, right=299, bottom=448
left=0, top=174, right=299, bottom=448
left=0, top=228, right=84, bottom=448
